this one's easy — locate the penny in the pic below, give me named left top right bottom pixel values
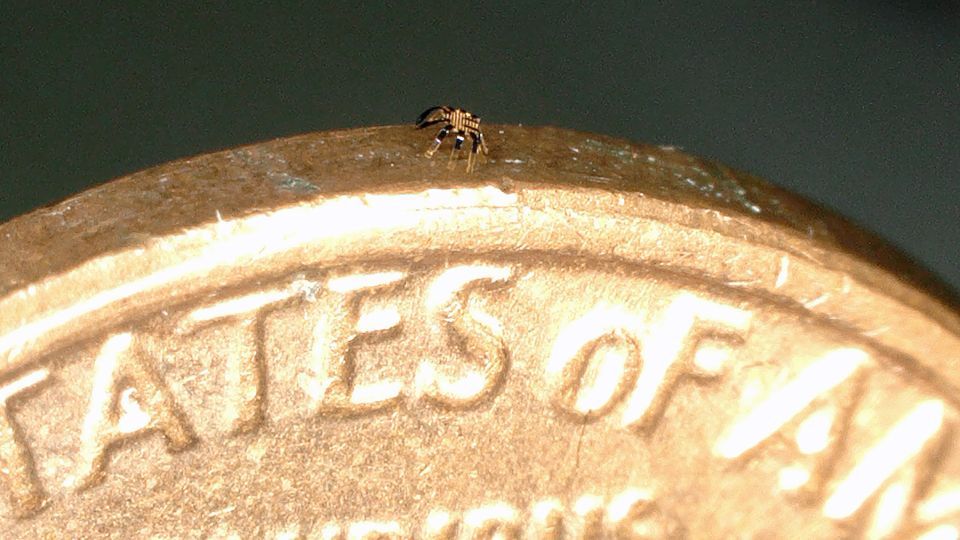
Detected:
left=0, top=126, right=958, bottom=538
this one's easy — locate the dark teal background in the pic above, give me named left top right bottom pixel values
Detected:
left=2, top=3, right=958, bottom=290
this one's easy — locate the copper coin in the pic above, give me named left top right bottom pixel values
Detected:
left=0, top=126, right=958, bottom=538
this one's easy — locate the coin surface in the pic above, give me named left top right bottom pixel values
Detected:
left=0, top=126, right=958, bottom=538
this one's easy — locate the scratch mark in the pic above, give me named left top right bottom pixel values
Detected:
left=566, top=422, right=588, bottom=496
left=775, top=256, right=789, bottom=289
left=863, top=326, right=891, bottom=337
left=803, top=293, right=831, bottom=309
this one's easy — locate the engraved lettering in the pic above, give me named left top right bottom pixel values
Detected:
left=546, top=307, right=642, bottom=421
left=527, top=499, right=564, bottom=540
left=274, top=528, right=302, bottom=540
left=463, top=503, right=520, bottom=540
left=422, top=510, right=459, bottom=540
left=620, top=293, right=751, bottom=430
left=571, top=495, right=606, bottom=540
left=607, top=489, right=679, bottom=539
left=916, top=524, right=960, bottom=540
left=222, top=318, right=264, bottom=434
left=0, top=369, right=48, bottom=517
left=416, top=265, right=512, bottom=409
left=299, top=271, right=406, bottom=416
left=268, top=488, right=665, bottom=539
left=347, top=521, right=403, bottom=540
left=916, top=487, right=960, bottom=538
left=185, top=288, right=296, bottom=325
left=715, top=347, right=869, bottom=500
left=714, top=346, right=952, bottom=536
left=823, top=399, right=950, bottom=538
left=182, top=287, right=300, bottom=434
left=546, top=294, right=750, bottom=427
left=6, top=247, right=957, bottom=534
left=317, top=523, right=344, bottom=540
left=73, top=333, right=195, bottom=490
left=524, top=491, right=673, bottom=540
